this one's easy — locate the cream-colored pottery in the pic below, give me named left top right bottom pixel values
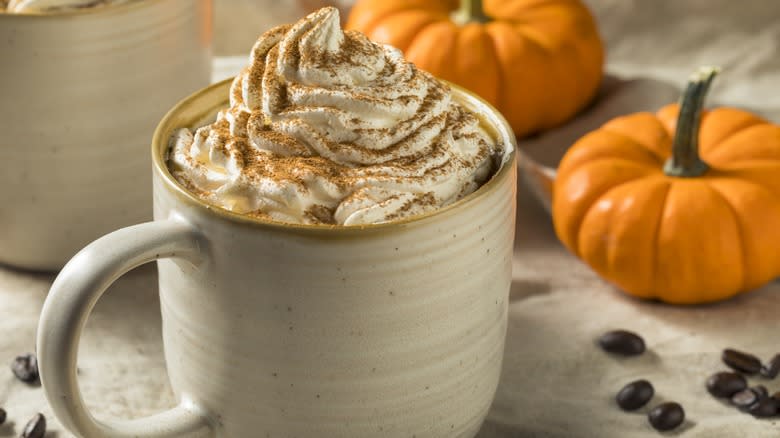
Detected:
left=0, top=0, right=212, bottom=271
left=37, top=79, right=517, bottom=437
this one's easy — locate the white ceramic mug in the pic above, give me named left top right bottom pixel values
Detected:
left=0, top=0, right=212, bottom=271
left=37, top=79, right=517, bottom=437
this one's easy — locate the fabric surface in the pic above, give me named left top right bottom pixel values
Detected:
left=1, top=1, right=779, bottom=436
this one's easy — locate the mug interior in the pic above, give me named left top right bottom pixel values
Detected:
left=152, top=78, right=517, bottom=232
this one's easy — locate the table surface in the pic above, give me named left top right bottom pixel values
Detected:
left=2, top=1, right=780, bottom=437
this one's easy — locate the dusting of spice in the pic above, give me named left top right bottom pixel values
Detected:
left=169, top=7, right=501, bottom=225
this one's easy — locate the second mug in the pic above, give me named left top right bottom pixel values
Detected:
left=0, top=0, right=213, bottom=270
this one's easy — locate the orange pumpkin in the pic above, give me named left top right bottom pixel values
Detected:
left=553, top=67, right=780, bottom=304
left=346, top=0, right=604, bottom=137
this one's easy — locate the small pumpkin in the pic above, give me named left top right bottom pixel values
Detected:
left=553, top=67, right=780, bottom=304
left=346, top=0, right=604, bottom=137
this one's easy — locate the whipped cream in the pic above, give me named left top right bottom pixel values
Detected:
left=169, top=7, right=501, bottom=226
left=3, top=0, right=132, bottom=13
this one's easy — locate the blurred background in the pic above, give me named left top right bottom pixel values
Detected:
left=213, top=0, right=780, bottom=115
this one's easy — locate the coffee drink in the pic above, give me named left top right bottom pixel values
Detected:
left=2, top=0, right=134, bottom=13
left=169, top=7, right=503, bottom=225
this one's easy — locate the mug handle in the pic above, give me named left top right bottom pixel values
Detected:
left=37, top=219, right=214, bottom=438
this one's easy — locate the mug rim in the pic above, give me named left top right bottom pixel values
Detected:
left=0, top=0, right=162, bottom=18
left=152, top=78, right=517, bottom=234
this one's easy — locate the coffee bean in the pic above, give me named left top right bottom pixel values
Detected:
left=598, top=330, right=645, bottom=356
left=616, top=379, right=654, bottom=411
left=11, top=353, right=39, bottom=384
left=0, top=407, right=5, bottom=425
left=21, top=413, right=45, bottom=438
left=706, top=371, right=747, bottom=398
left=722, top=348, right=762, bottom=375
left=648, top=402, right=685, bottom=431
left=753, top=385, right=769, bottom=398
left=731, top=388, right=759, bottom=410
left=760, top=353, right=780, bottom=379
left=747, top=397, right=778, bottom=418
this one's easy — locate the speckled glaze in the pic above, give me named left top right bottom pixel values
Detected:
left=38, top=80, right=517, bottom=437
left=0, top=0, right=212, bottom=271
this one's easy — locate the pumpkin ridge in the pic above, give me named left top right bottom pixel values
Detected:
left=718, top=164, right=780, bottom=200
left=580, top=156, right=662, bottom=174
left=702, top=184, right=747, bottom=295
left=467, top=24, right=502, bottom=105
left=510, top=24, right=554, bottom=52
left=709, top=159, right=780, bottom=173
left=347, top=2, right=427, bottom=36
left=405, top=21, right=460, bottom=76
left=643, top=179, right=672, bottom=298
left=484, top=21, right=547, bottom=134
left=704, top=123, right=780, bottom=162
left=710, top=177, right=780, bottom=290
left=488, top=0, right=579, bottom=22
left=482, top=25, right=507, bottom=115
left=592, top=178, right=670, bottom=297
left=574, top=174, right=660, bottom=261
left=375, top=11, right=448, bottom=51
left=557, top=155, right=660, bottom=186
left=507, top=28, right=577, bottom=130
left=501, top=12, right=587, bottom=36
left=701, top=118, right=765, bottom=153
left=650, top=181, right=673, bottom=299
left=599, top=128, right=668, bottom=165
left=571, top=168, right=659, bottom=258
left=566, top=24, right=603, bottom=111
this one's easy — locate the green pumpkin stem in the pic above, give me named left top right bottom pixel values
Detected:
left=663, top=66, right=720, bottom=177
left=454, top=0, right=490, bottom=24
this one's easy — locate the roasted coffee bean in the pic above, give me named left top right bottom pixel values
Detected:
left=753, top=385, right=769, bottom=398
left=21, top=413, right=45, bottom=438
left=706, top=371, right=747, bottom=398
left=731, top=388, right=759, bottom=410
left=747, top=397, right=778, bottom=418
left=761, top=353, right=780, bottom=379
left=616, top=379, right=654, bottom=411
left=11, top=353, right=39, bottom=383
left=648, top=402, right=685, bottom=431
left=598, top=330, right=645, bottom=356
left=722, top=348, right=762, bottom=375
left=0, top=407, right=5, bottom=425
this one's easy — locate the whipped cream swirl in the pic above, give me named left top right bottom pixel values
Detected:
left=169, top=7, right=500, bottom=225
left=3, top=0, right=132, bottom=13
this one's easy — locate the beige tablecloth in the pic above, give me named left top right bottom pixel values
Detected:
left=1, top=1, right=779, bottom=436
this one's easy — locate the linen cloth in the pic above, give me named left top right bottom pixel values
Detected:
left=1, top=1, right=778, bottom=436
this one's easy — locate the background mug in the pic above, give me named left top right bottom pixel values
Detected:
left=37, top=79, right=517, bottom=437
left=0, top=0, right=212, bottom=271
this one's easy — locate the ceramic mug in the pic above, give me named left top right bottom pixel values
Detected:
left=37, top=79, right=517, bottom=437
left=0, top=0, right=212, bottom=271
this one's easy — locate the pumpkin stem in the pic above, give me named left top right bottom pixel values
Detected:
left=663, top=66, right=720, bottom=178
left=453, top=0, right=490, bottom=25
